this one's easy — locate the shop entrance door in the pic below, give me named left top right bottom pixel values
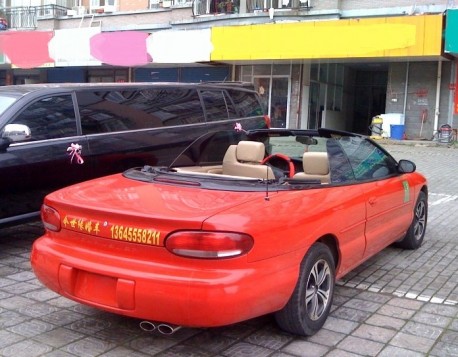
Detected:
left=253, top=76, right=290, bottom=128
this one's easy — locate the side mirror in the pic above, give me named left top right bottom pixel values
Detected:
left=2, top=123, right=31, bottom=143
left=398, top=159, right=416, bottom=173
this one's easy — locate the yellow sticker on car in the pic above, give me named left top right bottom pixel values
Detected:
left=402, top=180, right=410, bottom=203
left=62, top=215, right=161, bottom=246
left=110, top=225, right=160, bottom=245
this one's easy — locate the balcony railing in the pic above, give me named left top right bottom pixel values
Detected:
left=192, top=0, right=310, bottom=15
left=36, top=4, right=69, bottom=18
left=1, top=5, right=68, bottom=29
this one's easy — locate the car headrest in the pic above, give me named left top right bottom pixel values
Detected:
left=303, top=152, right=329, bottom=175
left=236, top=141, right=265, bottom=163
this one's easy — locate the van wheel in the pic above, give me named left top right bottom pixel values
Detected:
left=274, top=242, right=335, bottom=336
left=396, top=191, right=427, bottom=250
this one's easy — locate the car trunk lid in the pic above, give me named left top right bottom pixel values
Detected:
left=45, top=173, right=265, bottom=246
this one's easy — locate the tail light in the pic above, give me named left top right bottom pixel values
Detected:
left=165, top=231, right=253, bottom=259
left=41, top=204, right=61, bottom=232
left=264, top=115, right=271, bottom=128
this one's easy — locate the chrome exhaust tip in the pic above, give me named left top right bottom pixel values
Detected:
left=139, top=321, right=156, bottom=332
left=157, top=323, right=182, bottom=335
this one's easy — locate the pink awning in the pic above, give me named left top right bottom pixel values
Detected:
left=0, top=31, right=54, bottom=68
left=90, top=31, right=151, bottom=66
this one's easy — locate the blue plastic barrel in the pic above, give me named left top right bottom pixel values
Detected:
left=390, top=124, right=405, bottom=140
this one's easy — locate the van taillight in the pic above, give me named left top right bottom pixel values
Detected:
left=264, top=115, right=271, bottom=128
left=165, top=231, right=253, bottom=259
left=41, top=204, right=61, bottom=232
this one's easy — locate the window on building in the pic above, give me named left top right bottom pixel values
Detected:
left=309, top=63, right=344, bottom=129
left=90, top=0, right=116, bottom=12
left=91, top=0, right=116, bottom=6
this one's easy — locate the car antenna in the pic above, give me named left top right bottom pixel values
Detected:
left=264, top=166, right=270, bottom=201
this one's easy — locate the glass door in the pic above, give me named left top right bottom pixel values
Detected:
left=253, top=76, right=290, bottom=128
left=270, top=77, right=289, bottom=128
left=253, top=77, right=270, bottom=114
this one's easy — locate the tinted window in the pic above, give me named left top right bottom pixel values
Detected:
left=227, top=89, right=264, bottom=117
left=327, top=139, right=356, bottom=183
left=200, top=90, right=237, bottom=122
left=337, top=136, right=397, bottom=181
left=77, top=88, right=205, bottom=134
left=10, top=95, right=77, bottom=141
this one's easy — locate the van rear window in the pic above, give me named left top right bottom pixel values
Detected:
left=200, top=90, right=237, bottom=122
left=227, top=89, right=264, bottom=117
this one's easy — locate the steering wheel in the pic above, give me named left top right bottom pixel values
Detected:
left=261, top=154, right=295, bottom=178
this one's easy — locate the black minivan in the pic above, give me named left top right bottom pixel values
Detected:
left=0, top=82, right=268, bottom=226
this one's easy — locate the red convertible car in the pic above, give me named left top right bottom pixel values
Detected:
left=31, top=127, right=428, bottom=336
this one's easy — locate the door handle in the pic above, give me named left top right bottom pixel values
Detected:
left=368, top=197, right=377, bottom=205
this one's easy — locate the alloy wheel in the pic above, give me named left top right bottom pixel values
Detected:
left=305, top=259, right=332, bottom=321
left=414, top=200, right=427, bottom=241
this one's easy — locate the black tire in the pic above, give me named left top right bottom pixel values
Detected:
left=274, top=242, right=335, bottom=336
left=396, top=191, right=428, bottom=250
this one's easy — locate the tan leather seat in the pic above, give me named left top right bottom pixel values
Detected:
left=222, top=141, right=274, bottom=179
left=293, top=152, right=330, bottom=183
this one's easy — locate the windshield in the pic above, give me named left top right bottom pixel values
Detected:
left=266, top=136, right=328, bottom=159
left=0, top=95, right=18, bottom=116
left=168, top=130, right=326, bottom=168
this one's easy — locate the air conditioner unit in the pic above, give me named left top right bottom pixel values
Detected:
left=162, top=0, right=172, bottom=7
left=67, top=9, right=77, bottom=16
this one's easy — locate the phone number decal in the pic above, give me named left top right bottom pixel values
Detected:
left=62, top=215, right=161, bottom=246
left=110, top=225, right=160, bottom=245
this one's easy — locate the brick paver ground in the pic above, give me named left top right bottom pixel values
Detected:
left=0, top=141, right=457, bottom=356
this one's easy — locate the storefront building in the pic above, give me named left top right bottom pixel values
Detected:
left=0, top=0, right=456, bottom=138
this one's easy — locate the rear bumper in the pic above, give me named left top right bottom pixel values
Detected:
left=31, top=233, right=299, bottom=327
